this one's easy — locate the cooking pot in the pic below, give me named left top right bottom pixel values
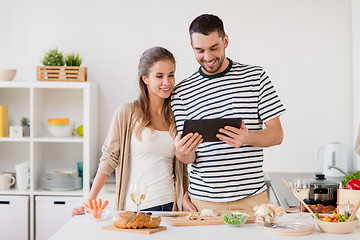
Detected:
left=304, top=173, right=339, bottom=206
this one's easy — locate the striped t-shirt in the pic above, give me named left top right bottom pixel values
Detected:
left=171, top=58, right=286, bottom=202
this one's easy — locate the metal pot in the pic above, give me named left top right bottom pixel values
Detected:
left=304, top=173, right=339, bottom=206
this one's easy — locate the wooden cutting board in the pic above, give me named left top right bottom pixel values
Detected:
left=163, top=210, right=254, bottom=226
left=102, top=225, right=167, bottom=234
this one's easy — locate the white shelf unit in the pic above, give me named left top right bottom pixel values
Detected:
left=0, top=81, right=97, bottom=240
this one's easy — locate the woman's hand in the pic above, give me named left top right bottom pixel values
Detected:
left=72, top=206, right=85, bottom=217
left=174, top=133, right=203, bottom=164
left=182, top=192, right=197, bottom=212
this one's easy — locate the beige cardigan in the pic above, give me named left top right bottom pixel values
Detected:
left=96, top=103, right=187, bottom=211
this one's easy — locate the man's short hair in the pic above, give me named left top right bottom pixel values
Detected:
left=189, top=14, right=225, bottom=40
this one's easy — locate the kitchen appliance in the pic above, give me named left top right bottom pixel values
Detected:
left=317, top=142, right=348, bottom=177
left=304, top=174, right=339, bottom=206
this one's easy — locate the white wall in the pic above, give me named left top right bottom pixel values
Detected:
left=0, top=0, right=356, bottom=173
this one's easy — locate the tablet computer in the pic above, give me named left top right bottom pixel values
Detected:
left=182, top=118, right=242, bottom=142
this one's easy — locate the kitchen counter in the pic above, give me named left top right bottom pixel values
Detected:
left=50, top=213, right=360, bottom=240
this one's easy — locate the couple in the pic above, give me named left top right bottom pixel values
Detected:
left=73, top=14, right=286, bottom=216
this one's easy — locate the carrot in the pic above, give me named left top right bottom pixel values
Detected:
left=88, top=199, right=94, bottom=210
left=98, top=199, right=102, bottom=210
left=82, top=202, right=90, bottom=210
left=101, top=200, right=109, bottom=210
left=92, top=199, right=98, bottom=210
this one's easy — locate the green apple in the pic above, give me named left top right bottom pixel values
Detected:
left=76, top=125, right=83, bottom=136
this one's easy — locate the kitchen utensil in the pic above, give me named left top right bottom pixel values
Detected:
left=222, top=212, right=248, bottom=227
left=314, top=217, right=359, bottom=234
left=102, top=225, right=167, bottom=234
left=292, top=178, right=309, bottom=218
left=15, top=162, right=30, bottom=190
left=0, top=173, right=16, bottom=190
left=348, top=200, right=360, bottom=222
left=305, top=173, right=338, bottom=206
left=317, top=142, right=348, bottom=177
left=262, top=222, right=314, bottom=236
left=0, top=69, right=17, bottom=81
left=84, top=207, right=111, bottom=221
left=47, top=118, right=73, bottom=137
left=281, top=178, right=317, bottom=219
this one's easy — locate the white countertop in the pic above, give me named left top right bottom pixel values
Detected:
left=50, top=213, right=360, bottom=240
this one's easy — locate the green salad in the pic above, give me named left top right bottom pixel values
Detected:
left=223, top=212, right=247, bottom=226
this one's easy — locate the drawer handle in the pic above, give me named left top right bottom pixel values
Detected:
left=0, top=201, right=10, bottom=204
left=54, top=201, right=66, bottom=205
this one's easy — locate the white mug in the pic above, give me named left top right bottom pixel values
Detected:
left=15, top=162, right=30, bottom=190
left=0, top=174, right=16, bottom=190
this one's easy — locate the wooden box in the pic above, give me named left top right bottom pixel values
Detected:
left=337, top=188, right=360, bottom=214
left=37, top=66, right=87, bottom=82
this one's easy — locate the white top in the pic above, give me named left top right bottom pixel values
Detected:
left=125, top=127, right=175, bottom=210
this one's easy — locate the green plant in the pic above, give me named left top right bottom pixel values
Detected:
left=41, top=48, right=65, bottom=66
left=21, top=117, right=30, bottom=127
left=66, top=53, right=82, bottom=66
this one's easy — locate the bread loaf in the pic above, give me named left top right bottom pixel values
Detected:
left=113, top=211, right=161, bottom=229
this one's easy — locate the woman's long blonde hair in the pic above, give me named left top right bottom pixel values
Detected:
left=133, top=47, right=177, bottom=140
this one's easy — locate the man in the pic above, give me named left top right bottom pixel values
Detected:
left=172, top=14, right=286, bottom=212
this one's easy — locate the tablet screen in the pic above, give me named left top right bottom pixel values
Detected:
left=182, top=118, right=242, bottom=142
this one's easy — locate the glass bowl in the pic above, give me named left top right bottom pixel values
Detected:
left=84, top=208, right=111, bottom=221
left=223, top=212, right=248, bottom=227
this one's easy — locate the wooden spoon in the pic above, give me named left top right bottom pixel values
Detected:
left=348, top=200, right=360, bottom=222
left=281, top=177, right=318, bottom=219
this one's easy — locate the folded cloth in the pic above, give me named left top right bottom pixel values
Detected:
left=355, top=125, right=360, bottom=156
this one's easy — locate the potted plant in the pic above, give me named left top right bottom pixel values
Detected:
left=21, top=117, right=30, bottom=137
left=41, top=48, right=65, bottom=66
left=66, top=53, right=82, bottom=66
left=37, top=48, right=87, bottom=82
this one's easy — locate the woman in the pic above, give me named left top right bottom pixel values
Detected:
left=72, top=47, right=188, bottom=215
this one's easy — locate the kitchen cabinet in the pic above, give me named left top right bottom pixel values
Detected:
left=0, top=81, right=98, bottom=240
left=0, top=195, right=29, bottom=239
left=35, top=196, right=82, bottom=240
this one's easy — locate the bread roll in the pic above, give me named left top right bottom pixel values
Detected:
left=113, top=211, right=135, bottom=228
left=144, top=217, right=161, bottom=228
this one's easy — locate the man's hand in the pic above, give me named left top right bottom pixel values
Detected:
left=182, top=192, right=197, bottom=212
left=216, top=121, right=248, bottom=148
left=174, top=133, right=203, bottom=164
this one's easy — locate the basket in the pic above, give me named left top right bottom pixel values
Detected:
left=37, top=66, right=87, bottom=82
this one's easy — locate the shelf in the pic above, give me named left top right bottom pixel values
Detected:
left=0, top=189, right=31, bottom=195
left=0, top=81, right=97, bottom=240
left=33, top=189, right=84, bottom=196
left=34, top=136, right=83, bottom=143
left=0, top=137, right=31, bottom=142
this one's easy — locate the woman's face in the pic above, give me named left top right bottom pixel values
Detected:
left=142, top=59, right=175, bottom=100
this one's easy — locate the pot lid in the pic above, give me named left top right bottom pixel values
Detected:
left=309, top=173, right=339, bottom=186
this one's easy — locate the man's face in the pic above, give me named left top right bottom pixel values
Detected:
left=191, top=31, right=228, bottom=75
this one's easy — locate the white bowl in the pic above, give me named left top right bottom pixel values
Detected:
left=0, top=69, right=17, bottom=81
left=48, top=124, right=73, bottom=137
left=315, top=218, right=359, bottom=234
